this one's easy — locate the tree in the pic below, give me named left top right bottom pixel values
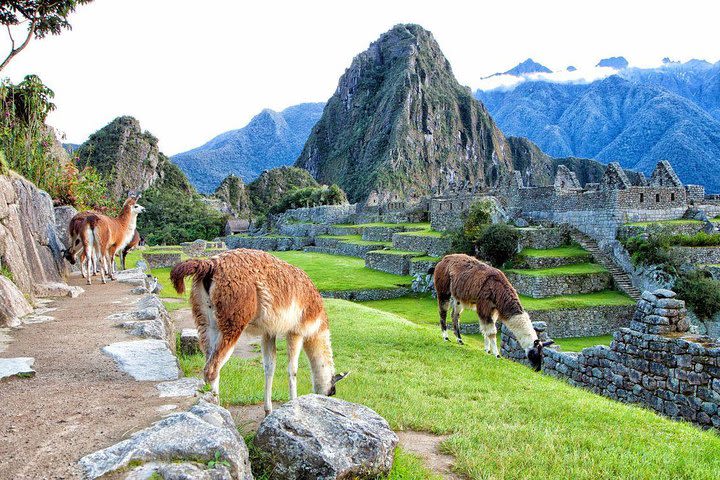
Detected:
left=1, top=1, right=93, bottom=72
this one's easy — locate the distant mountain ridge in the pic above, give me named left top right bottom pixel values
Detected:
left=172, top=103, right=325, bottom=194
left=475, top=59, right=720, bottom=192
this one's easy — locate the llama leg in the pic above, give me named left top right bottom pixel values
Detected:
left=261, top=334, right=277, bottom=415
left=438, top=298, right=450, bottom=341
left=84, top=245, right=93, bottom=285
left=480, top=317, right=500, bottom=358
left=451, top=298, right=464, bottom=345
left=286, top=333, right=304, bottom=401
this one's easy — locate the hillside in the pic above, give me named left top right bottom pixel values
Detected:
left=75, top=116, right=191, bottom=198
left=295, top=24, right=590, bottom=203
left=172, top=103, right=325, bottom=194
left=476, top=60, right=720, bottom=192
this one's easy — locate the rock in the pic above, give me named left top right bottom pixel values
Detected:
left=102, top=339, right=179, bottom=381
left=156, top=377, right=204, bottom=397
left=255, top=394, right=398, bottom=480
left=513, top=217, right=529, bottom=228
left=34, top=281, right=84, bottom=298
left=120, top=319, right=166, bottom=340
left=130, top=286, right=149, bottom=295
left=180, top=329, right=201, bottom=355
left=116, top=268, right=148, bottom=286
left=0, top=275, right=33, bottom=327
left=125, top=461, right=232, bottom=480
left=652, top=289, right=676, bottom=299
left=53, top=205, right=78, bottom=249
left=78, top=400, right=253, bottom=480
left=0, top=357, right=35, bottom=379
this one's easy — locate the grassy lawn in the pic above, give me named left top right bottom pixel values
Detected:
left=270, top=251, right=411, bottom=291
left=505, top=263, right=607, bottom=277
left=519, top=246, right=589, bottom=258
left=396, top=229, right=444, bottom=238
left=179, top=300, right=720, bottom=479
left=333, top=222, right=432, bottom=230
left=360, top=292, right=634, bottom=326
left=368, top=249, right=425, bottom=256
left=411, top=255, right=441, bottom=263
left=555, top=335, right=613, bottom=351
left=625, top=219, right=702, bottom=227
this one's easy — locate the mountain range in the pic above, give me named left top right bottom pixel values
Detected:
left=172, top=103, right=325, bottom=194
left=475, top=58, right=720, bottom=192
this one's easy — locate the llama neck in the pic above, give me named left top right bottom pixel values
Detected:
left=504, top=312, right=538, bottom=350
left=305, top=329, right=335, bottom=395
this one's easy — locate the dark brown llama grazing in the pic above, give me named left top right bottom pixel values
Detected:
left=170, top=248, right=348, bottom=414
left=432, top=254, right=552, bottom=370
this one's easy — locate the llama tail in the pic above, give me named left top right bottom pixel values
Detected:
left=170, top=259, right=215, bottom=294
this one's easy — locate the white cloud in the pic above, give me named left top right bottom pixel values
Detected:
left=475, top=66, right=622, bottom=92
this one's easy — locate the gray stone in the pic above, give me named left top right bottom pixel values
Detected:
left=180, top=328, right=201, bottom=355
left=130, top=286, right=149, bottom=295
left=652, top=289, right=676, bottom=299
left=102, top=339, right=179, bottom=381
left=0, top=275, right=33, bottom=327
left=79, top=400, right=252, bottom=479
left=255, top=394, right=398, bottom=480
left=156, top=377, right=204, bottom=398
left=0, top=357, right=34, bottom=379
left=120, top=320, right=166, bottom=340
left=53, top=205, right=78, bottom=249
left=34, top=282, right=84, bottom=298
left=125, top=461, right=232, bottom=480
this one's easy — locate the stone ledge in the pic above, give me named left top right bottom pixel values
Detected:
left=505, top=270, right=612, bottom=298
left=322, top=287, right=412, bottom=301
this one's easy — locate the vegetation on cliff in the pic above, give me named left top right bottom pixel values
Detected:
left=246, top=166, right=319, bottom=215
left=269, top=184, right=347, bottom=215
left=213, top=174, right=251, bottom=219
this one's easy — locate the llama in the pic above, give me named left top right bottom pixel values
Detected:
left=64, top=197, right=144, bottom=284
left=170, top=248, right=348, bottom=414
left=119, top=229, right=140, bottom=270
left=433, top=254, right=552, bottom=371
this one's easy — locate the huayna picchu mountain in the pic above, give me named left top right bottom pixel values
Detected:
left=295, top=24, right=602, bottom=202
left=173, top=103, right=325, bottom=194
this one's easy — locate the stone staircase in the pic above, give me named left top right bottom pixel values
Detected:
left=570, top=230, right=642, bottom=301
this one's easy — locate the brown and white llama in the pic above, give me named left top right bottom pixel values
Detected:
left=170, top=248, right=348, bottom=414
left=64, top=197, right=144, bottom=284
left=432, top=253, right=552, bottom=371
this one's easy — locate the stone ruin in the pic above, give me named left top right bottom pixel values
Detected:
left=501, top=290, right=720, bottom=429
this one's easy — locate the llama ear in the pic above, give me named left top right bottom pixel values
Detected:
left=542, top=340, right=554, bottom=347
left=332, top=371, right=350, bottom=385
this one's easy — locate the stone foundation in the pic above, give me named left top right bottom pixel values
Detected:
left=670, top=246, right=720, bottom=266
left=365, top=251, right=418, bottom=275
left=362, top=226, right=406, bottom=242
left=505, top=270, right=612, bottom=298
left=512, top=253, right=592, bottom=269
left=143, top=252, right=182, bottom=269
left=501, top=290, right=720, bottom=429
left=518, top=227, right=569, bottom=249
left=391, top=233, right=451, bottom=257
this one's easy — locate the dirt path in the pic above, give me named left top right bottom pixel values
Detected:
left=0, top=275, right=194, bottom=479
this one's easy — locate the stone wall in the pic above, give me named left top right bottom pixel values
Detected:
left=322, top=287, right=412, bottom=301
left=273, top=204, right=357, bottom=226
left=512, top=253, right=592, bottom=269
left=143, top=252, right=182, bottom=269
left=617, top=222, right=706, bottom=241
left=505, top=271, right=612, bottom=298
left=501, top=290, right=720, bottom=429
left=518, top=227, right=569, bottom=249
left=365, top=251, right=416, bottom=275
left=224, top=235, right=310, bottom=251
left=528, top=305, right=634, bottom=338
left=391, top=233, right=451, bottom=257
left=670, top=246, right=720, bottom=266
left=362, top=226, right=405, bottom=242
left=277, top=223, right=331, bottom=237
left=409, top=258, right=439, bottom=276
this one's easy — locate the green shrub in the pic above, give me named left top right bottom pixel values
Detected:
left=622, top=234, right=673, bottom=268
left=675, top=271, right=720, bottom=320
left=449, top=200, right=494, bottom=255
left=667, top=232, right=720, bottom=247
left=269, top=184, right=347, bottom=215
left=476, top=223, right=520, bottom=267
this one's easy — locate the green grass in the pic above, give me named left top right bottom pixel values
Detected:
left=410, top=255, right=441, bottom=263
left=368, top=249, right=425, bottom=256
left=270, top=251, right=411, bottom=291
left=317, top=234, right=392, bottom=247
left=179, top=300, right=720, bottom=479
left=360, top=292, right=635, bottom=328
left=333, top=222, right=432, bottom=230
left=554, top=335, right=613, bottom=352
left=625, top=219, right=702, bottom=227
left=519, top=246, right=589, bottom=258
left=396, top=229, right=444, bottom=238
left=505, top=263, right=607, bottom=277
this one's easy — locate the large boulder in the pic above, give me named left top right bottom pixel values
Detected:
left=0, top=173, right=66, bottom=298
left=53, top=204, right=78, bottom=249
left=255, top=395, right=398, bottom=479
left=0, top=275, right=32, bottom=327
left=102, top=339, right=179, bottom=381
left=78, top=400, right=253, bottom=479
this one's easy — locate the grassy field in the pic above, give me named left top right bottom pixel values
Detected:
left=270, top=251, right=412, bottom=291
left=625, top=219, right=703, bottom=227
left=519, top=246, right=589, bottom=258
left=505, top=263, right=607, bottom=277
left=179, top=300, right=720, bottom=479
left=359, top=294, right=630, bottom=351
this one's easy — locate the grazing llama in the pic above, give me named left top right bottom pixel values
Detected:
left=170, top=249, right=348, bottom=414
left=433, top=254, right=552, bottom=371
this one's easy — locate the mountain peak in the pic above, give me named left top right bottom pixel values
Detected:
left=596, top=56, right=629, bottom=69
left=504, top=58, right=552, bottom=76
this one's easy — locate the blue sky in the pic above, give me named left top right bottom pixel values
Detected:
left=2, top=0, right=717, bottom=154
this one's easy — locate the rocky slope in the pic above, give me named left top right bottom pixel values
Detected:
left=295, top=24, right=590, bottom=202
left=476, top=60, right=720, bottom=192
left=247, top=166, right=318, bottom=214
left=213, top=174, right=251, bottom=218
left=76, top=116, right=187, bottom=199
left=173, top=103, right=325, bottom=194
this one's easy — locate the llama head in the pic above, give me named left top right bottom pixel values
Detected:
left=62, top=248, right=76, bottom=264
left=131, top=203, right=145, bottom=215
left=527, top=339, right=554, bottom=372
left=326, top=371, right=350, bottom=396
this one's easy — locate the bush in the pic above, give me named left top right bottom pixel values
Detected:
left=622, top=234, right=673, bottom=268
left=137, top=186, right=226, bottom=245
left=449, top=200, right=494, bottom=255
left=675, top=271, right=720, bottom=320
left=476, top=223, right=520, bottom=267
left=269, top=184, right=347, bottom=215
left=668, top=232, right=720, bottom=247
